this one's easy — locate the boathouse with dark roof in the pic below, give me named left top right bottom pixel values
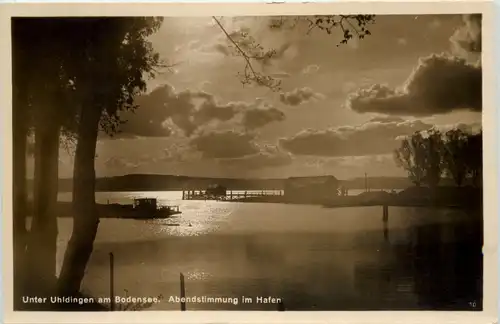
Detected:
left=284, top=175, right=340, bottom=203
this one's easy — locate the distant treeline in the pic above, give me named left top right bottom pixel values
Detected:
left=27, top=174, right=462, bottom=193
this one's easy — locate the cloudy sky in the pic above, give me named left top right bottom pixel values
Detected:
left=53, top=14, right=482, bottom=180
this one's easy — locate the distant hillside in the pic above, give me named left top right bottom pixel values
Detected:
left=43, top=174, right=285, bottom=192
left=25, top=174, right=458, bottom=192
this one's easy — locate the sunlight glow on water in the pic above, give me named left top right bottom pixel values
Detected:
left=185, top=270, right=213, bottom=281
left=53, top=191, right=479, bottom=310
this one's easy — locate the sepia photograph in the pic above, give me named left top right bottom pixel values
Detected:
left=3, top=2, right=496, bottom=322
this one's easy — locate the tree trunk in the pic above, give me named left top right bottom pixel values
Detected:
left=57, top=106, right=101, bottom=297
left=454, top=168, right=466, bottom=187
left=13, top=105, right=28, bottom=308
left=474, top=171, right=482, bottom=188
left=25, top=121, right=60, bottom=297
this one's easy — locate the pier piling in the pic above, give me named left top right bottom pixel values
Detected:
left=109, top=252, right=115, bottom=311
left=382, top=205, right=389, bottom=242
left=180, top=273, right=186, bottom=311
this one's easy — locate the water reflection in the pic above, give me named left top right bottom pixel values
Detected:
left=383, top=206, right=389, bottom=242
left=73, top=219, right=482, bottom=310
left=54, top=193, right=482, bottom=311
left=354, top=215, right=482, bottom=310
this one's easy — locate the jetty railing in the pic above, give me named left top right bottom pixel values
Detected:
left=182, top=190, right=284, bottom=201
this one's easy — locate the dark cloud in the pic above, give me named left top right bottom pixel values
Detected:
left=189, top=130, right=259, bottom=159
left=346, top=15, right=482, bottom=117
left=117, top=84, right=277, bottom=138
left=217, top=145, right=293, bottom=170
left=116, top=118, right=173, bottom=138
left=242, top=107, right=285, bottom=130
left=194, top=99, right=242, bottom=124
left=279, top=118, right=433, bottom=157
left=279, top=87, right=324, bottom=106
left=346, top=54, right=481, bottom=116
left=116, top=84, right=201, bottom=137
left=116, top=85, right=175, bottom=137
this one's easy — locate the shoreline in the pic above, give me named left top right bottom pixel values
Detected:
left=33, top=198, right=481, bottom=220
left=26, top=186, right=482, bottom=218
left=229, top=196, right=481, bottom=209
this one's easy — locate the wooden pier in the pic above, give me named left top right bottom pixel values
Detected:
left=182, top=190, right=284, bottom=201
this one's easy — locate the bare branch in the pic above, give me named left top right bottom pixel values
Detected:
left=212, top=16, right=282, bottom=91
left=156, top=60, right=182, bottom=74
left=212, top=15, right=375, bottom=92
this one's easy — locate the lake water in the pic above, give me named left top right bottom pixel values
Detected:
left=54, top=191, right=483, bottom=311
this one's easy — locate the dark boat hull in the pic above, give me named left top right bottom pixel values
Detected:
left=33, top=202, right=181, bottom=219
left=98, top=204, right=181, bottom=219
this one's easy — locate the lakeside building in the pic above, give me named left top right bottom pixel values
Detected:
left=206, top=184, right=227, bottom=198
left=284, top=175, right=340, bottom=202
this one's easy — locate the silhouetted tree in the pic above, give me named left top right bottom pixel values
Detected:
left=394, top=132, right=427, bottom=187
left=422, top=129, right=444, bottom=188
left=56, top=18, right=164, bottom=297
left=396, top=128, right=483, bottom=189
left=442, top=129, right=469, bottom=187
left=12, top=23, right=32, bottom=303
left=12, top=17, right=165, bottom=304
left=465, top=130, right=482, bottom=187
left=12, top=19, right=78, bottom=298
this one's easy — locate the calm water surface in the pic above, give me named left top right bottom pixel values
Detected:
left=54, top=191, right=482, bottom=311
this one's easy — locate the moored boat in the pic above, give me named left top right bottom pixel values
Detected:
left=100, top=198, right=181, bottom=219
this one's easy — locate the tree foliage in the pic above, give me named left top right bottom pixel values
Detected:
left=442, top=128, right=470, bottom=187
left=394, top=132, right=427, bottom=187
left=12, top=17, right=166, bottom=305
left=55, top=17, right=165, bottom=297
left=465, top=131, right=483, bottom=187
left=394, top=128, right=482, bottom=188
left=422, top=129, right=445, bottom=188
